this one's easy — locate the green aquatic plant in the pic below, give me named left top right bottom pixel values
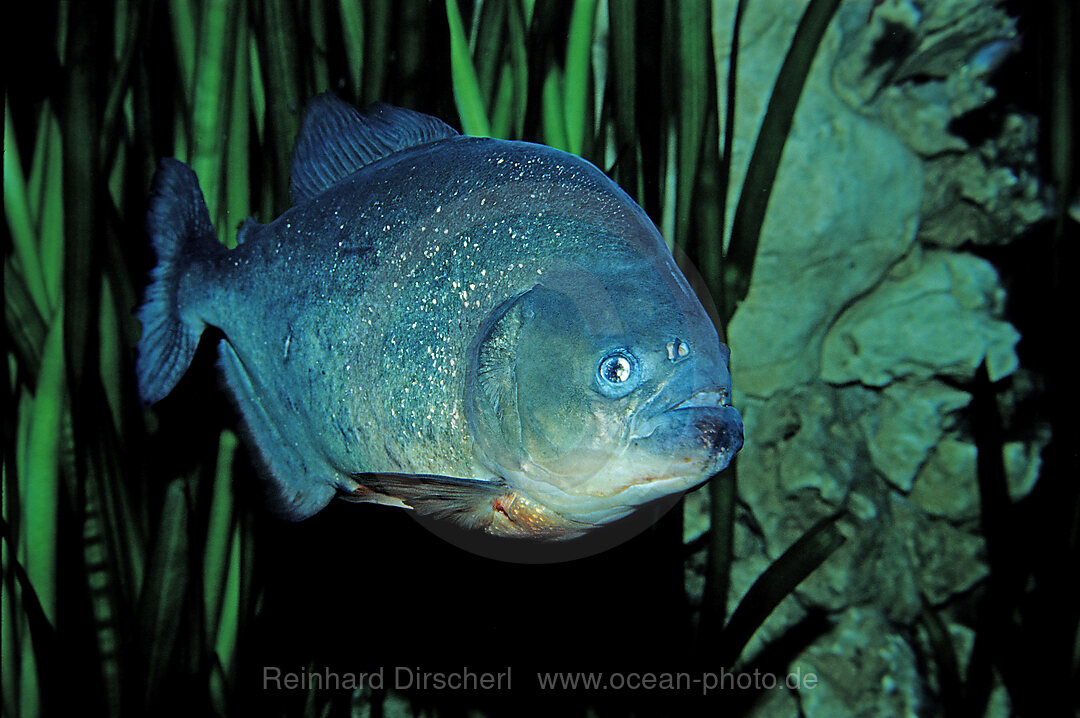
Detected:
left=1, top=1, right=819, bottom=714
left=0, top=1, right=846, bottom=715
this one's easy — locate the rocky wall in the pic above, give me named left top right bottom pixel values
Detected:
left=685, top=1, right=1049, bottom=715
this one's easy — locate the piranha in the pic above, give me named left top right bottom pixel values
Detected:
left=136, top=94, right=743, bottom=542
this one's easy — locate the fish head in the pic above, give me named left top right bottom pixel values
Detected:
left=464, top=237, right=743, bottom=531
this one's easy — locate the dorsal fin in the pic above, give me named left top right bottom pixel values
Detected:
left=290, top=94, right=459, bottom=204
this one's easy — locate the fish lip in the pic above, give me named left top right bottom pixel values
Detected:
left=669, top=386, right=730, bottom=411
left=631, top=385, right=732, bottom=440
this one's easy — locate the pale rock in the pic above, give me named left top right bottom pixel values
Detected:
left=860, top=380, right=972, bottom=492
left=909, top=438, right=980, bottom=521
left=734, top=385, right=867, bottom=522
left=730, top=383, right=923, bottom=621
left=920, top=122, right=1048, bottom=248
left=693, top=5, right=1038, bottom=710
left=820, top=251, right=1020, bottom=386
left=724, top=86, right=922, bottom=396
left=879, top=82, right=969, bottom=156
left=892, top=494, right=987, bottom=604
left=830, top=0, right=1046, bottom=253
left=744, top=684, right=802, bottom=718
left=714, top=0, right=923, bottom=398
left=798, top=608, right=924, bottom=718
left=1002, top=440, right=1042, bottom=502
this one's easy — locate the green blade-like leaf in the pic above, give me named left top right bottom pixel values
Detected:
left=4, top=262, right=47, bottom=378
left=248, top=35, right=267, bottom=145
left=361, top=0, right=389, bottom=104
left=213, top=526, right=242, bottom=681
left=169, top=0, right=197, bottom=102
left=607, top=0, right=639, bottom=197
left=338, top=0, right=365, bottom=98
left=98, top=275, right=122, bottom=435
left=490, top=65, right=517, bottom=140
left=717, top=516, right=846, bottom=667
left=563, top=0, right=596, bottom=156
left=309, top=0, right=331, bottom=93
left=37, top=111, right=64, bottom=315
left=541, top=65, right=568, bottom=151
left=724, top=0, right=841, bottom=313
left=473, top=0, right=508, bottom=113
left=506, top=0, right=529, bottom=138
left=223, top=1, right=251, bottom=249
left=139, top=480, right=192, bottom=706
left=203, top=430, right=237, bottom=648
left=22, top=310, right=65, bottom=627
left=188, top=0, right=234, bottom=234
left=4, top=104, right=50, bottom=319
left=258, top=0, right=304, bottom=210
left=446, top=0, right=492, bottom=136
left=673, top=0, right=711, bottom=252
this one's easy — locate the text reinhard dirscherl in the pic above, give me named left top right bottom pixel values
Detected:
left=263, top=666, right=511, bottom=692
left=262, top=666, right=820, bottom=694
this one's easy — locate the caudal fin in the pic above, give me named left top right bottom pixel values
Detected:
left=135, top=158, right=220, bottom=405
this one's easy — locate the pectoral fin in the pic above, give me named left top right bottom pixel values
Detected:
left=348, top=473, right=508, bottom=530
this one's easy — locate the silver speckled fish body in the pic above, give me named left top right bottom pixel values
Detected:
left=137, top=95, right=743, bottom=540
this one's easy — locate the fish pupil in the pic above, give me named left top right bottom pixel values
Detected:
left=600, top=354, right=632, bottom=384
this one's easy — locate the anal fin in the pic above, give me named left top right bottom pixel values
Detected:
left=219, top=341, right=338, bottom=519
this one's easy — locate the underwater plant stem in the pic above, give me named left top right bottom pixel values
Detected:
left=715, top=0, right=743, bottom=275
left=1049, top=0, right=1074, bottom=235
left=674, top=0, right=712, bottom=254
left=701, top=0, right=841, bottom=667
left=203, top=430, right=238, bottom=655
left=966, top=362, right=1025, bottom=715
left=697, top=0, right=745, bottom=655
left=700, top=466, right=737, bottom=652
left=722, top=0, right=840, bottom=314
left=607, top=0, right=639, bottom=197
left=257, top=0, right=303, bottom=209
left=716, top=515, right=845, bottom=668
left=139, top=481, right=192, bottom=709
left=60, top=0, right=102, bottom=398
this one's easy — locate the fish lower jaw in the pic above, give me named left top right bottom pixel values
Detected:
left=497, top=464, right=707, bottom=527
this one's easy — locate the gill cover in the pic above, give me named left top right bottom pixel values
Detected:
left=466, top=291, right=529, bottom=475
left=466, top=285, right=645, bottom=493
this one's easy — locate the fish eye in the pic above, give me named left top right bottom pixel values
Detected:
left=596, top=351, right=637, bottom=397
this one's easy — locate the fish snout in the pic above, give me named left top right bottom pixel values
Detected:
left=694, top=407, right=744, bottom=461
left=631, top=394, right=743, bottom=475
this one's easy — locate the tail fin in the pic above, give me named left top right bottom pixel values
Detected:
left=136, top=158, right=220, bottom=405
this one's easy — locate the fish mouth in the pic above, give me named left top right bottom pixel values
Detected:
left=481, top=386, right=743, bottom=530
left=668, top=386, right=731, bottom=411
left=629, top=386, right=744, bottom=474
left=634, top=385, right=734, bottom=436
